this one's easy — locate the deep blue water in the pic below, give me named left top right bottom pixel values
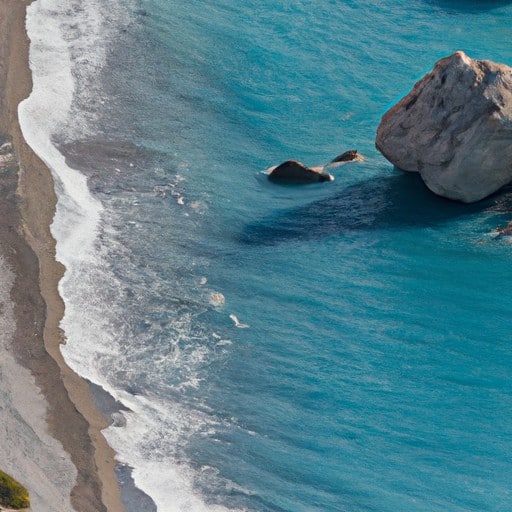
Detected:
left=24, top=0, right=512, bottom=510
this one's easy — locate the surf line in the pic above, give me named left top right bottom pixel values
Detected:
left=229, top=314, right=250, bottom=329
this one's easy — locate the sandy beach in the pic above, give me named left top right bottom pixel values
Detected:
left=0, top=1, right=124, bottom=510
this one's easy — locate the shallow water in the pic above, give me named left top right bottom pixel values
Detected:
left=20, top=0, right=512, bottom=510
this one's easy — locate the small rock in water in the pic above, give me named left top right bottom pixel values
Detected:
left=267, top=160, right=334, bottom=183
left=376, top=51, right=512, bottom=203
left=329, top=149, right=365, bottom=164
left=267, top=150, right=364, bottom=184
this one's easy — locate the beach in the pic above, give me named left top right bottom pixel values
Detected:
left=0, top=1, right=123, bottom=510
left=1, top=0, right=511, bottom=510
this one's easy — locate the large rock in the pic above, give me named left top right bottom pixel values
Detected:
left=376, top=51, right=512, bottom=203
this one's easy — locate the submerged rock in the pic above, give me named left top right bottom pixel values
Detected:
left=376, top=51, right=512, bottom=203
left=267, top=150, right=364, bottom=184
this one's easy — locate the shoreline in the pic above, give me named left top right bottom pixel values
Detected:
left=0, top=1, right=125, bottom=511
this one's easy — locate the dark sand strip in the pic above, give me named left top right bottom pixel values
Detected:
left=0, top=1, right=125, bottom=510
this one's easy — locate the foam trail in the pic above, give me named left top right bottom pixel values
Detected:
left=18, top=0, right=103, bottom=267
left=229, top=314, right=250, bottom=329
left=103, top=390, right=245, bottom=512
left=18, top=1, right=247, bottom=510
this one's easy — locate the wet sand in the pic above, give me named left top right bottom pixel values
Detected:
left=0, top=1, right=124, bottom=510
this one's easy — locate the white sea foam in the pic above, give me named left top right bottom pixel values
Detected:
left=229, top=314, right=250, bottom=329
left=103, top=391, right=245, bottom=512
left=19, top=1, right=246, bottom=510
left=209, top=291, right=226, bottom=308
left=19, top=0, right=103, bottom=268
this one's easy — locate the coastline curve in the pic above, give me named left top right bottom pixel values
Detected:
left=16, top=0, right=123, bottom=510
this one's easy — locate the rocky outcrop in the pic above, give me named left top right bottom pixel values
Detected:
left=376, top=51, right=512, bottom=203
left=267, top=150, right=364, bottom=184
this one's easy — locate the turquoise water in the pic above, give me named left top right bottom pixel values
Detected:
left=24, top=0, right=512, bottom=510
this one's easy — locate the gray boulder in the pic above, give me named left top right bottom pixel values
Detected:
left=376, top=51, right=512, bottom=203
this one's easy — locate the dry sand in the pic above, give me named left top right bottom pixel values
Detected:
left=0, top=1, right=125, bottom=510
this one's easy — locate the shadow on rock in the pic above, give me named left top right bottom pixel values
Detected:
left=239, top=171, right=493, bottom=246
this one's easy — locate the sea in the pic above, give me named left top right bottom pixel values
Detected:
left=18, top=1, right=512, bottom=511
